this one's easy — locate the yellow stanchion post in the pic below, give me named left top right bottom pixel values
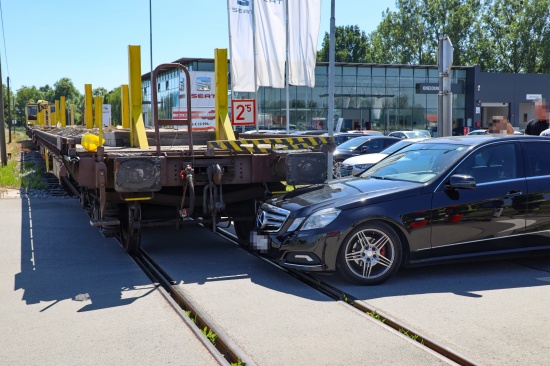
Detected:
left=85, top=84, right=93, bottom=129
left=60, top=96, right=66, bottom=127
left=54, top=100, right=60, bottom=126
left=95, top=96, right=103, bottom=147
left=47, top=105, right=52, bottom=126
left=121, top=84, right=130, bottom=129
left=128, top=45, right=148, bottom=149
left=215, top=48, right=235, bottom=141
left=38, top=110, right=44, bottom=126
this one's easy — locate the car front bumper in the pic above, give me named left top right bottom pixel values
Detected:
left=257, top=229, right=342, bottom=273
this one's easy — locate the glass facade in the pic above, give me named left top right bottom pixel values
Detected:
left=142, top=60, right=467, bottom=135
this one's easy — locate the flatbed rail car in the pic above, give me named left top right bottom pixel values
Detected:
left=26, top=63, right=332, bottom=254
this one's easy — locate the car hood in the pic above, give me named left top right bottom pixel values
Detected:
left=342, top=153, right=388, bottom=165
left=266, top=177, right=423, bottom=216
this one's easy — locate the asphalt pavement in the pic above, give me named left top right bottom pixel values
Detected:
left=1, top=193, right=450, bottom=365
left=0, top=195, right=218, bottom=366
left=321, top=255, right=550, bottom=366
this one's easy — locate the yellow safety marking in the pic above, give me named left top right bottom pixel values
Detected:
left=207, top=136, right=333, bottom=152
left=124, top=196, right=152, bottom=202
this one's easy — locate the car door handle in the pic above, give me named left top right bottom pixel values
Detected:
left=505, top=191, right=523, bottom=198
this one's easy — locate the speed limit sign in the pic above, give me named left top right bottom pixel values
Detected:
left=231, top=99, right=256, bottom=126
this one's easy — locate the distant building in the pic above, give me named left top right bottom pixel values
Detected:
left=142, top=57, right=550, bottom=134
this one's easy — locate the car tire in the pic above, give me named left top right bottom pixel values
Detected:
left=337, top=221, right=402, bottom=285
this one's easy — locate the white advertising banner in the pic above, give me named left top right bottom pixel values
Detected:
left=288, top=0, right=321, bottom=87
left=172, top=107, right=216, bottom=131
left=178, top=71, right=215, bottom=108
left=254, top=0, right=287, bottom=89
left=227, top=0, right=255, bottom=92
left=102, top=104, right=111, bottom=128
left=174, top=71, right=216, bottom=130
left=227, top=0, right=322, bottom=90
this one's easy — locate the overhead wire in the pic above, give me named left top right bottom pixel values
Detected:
left=0, top=0, right=9, bottom=77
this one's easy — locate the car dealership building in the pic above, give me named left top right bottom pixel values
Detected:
left=142, top=57, right=550, bottom=135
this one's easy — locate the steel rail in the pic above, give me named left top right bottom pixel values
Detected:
left=216, top=227, right=481, bottom=366
left=129, top=245, right=257, bottom=366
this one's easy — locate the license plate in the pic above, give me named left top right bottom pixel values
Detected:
left=250, top=232, right=269, bottom=252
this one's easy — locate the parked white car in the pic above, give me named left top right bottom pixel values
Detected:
left=340, top=138, right=429, bottom=177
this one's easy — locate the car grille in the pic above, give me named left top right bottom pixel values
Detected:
left=340, top=164, right=353, bottom=177
left=256, top=203, right=290, bottom=233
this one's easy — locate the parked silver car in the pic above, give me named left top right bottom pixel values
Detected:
left=340, top=138, right=429, bottom=177
left=388, top=130, right=431, bottom=139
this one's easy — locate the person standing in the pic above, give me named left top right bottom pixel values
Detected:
left=489, top=116, right=515, bottom=135
left=526, top=98, right=550, bottom=135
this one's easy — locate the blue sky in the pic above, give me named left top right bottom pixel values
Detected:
left=2, top=0, right=394, bottom=94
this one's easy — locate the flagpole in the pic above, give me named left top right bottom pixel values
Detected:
left=252, top=0, right=259, bottom=131
left=327, top=0, right=335, bottom=180
left=285, top=0, right=290, bottom=133
left=226, top=1, right=236, bottom=130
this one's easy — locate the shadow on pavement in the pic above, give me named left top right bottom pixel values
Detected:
left=14, top=197, right=155, bottom=312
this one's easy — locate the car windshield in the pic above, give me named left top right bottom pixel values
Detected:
left=379, top=140, right=413, bottom=155
left=405, top=130, right=431, bottom=138
left=336, top=136, right=370, bottom=150
left=361, top=142, right=468, bottom=183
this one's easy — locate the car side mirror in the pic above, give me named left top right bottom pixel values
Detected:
left=360, top=146, right=369, bottom=153
left=446, top=174, right=476, bottom=190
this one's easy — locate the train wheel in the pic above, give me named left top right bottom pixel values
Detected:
left=120, top=202, right=141, bottom=255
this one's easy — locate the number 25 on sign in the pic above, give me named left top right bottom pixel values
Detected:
left=231, top=99, right=256, bottom=126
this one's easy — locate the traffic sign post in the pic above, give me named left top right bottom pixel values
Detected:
left=231, top=99, right=256, bottom=126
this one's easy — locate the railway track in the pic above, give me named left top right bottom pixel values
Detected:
left=119, top=224, right=473, bottom=366
left=23, top=149, right=477, bottom=365
left=29, top=159, right=479, bottom=365
left=128, top=245, right=256, bottom=366
left=23, top=146, right=550, bottom=365
left=34, top=171, right=547, bottom=366
left=215, top=227, right=481, bottom=366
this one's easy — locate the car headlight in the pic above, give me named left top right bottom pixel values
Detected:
left=287, top=217, right=305, bottom=232
left=300, top=208, right=341, bottom=230
left=355, top=163, right=373, bottom=170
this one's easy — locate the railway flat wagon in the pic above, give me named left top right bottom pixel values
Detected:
left=26, top=62, right=331, bottom=254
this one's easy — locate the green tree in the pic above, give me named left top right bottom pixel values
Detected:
left=53, top=77, right=80, bottom=103
left=2, top=84, right=14, bottom=126
left=541, top=28, right=550, bottom=73
left=371, top=0, right=481, bottom=66
left=105, top=87, right=121, bottom=126
left=317, top=25, right=372, bottom=62
left=93, top=87, right=108, bottom=97
left=477, top=0, right=550, bottom=73
left=67, top=93, right=84, bottom=125
left=39, top=85, right=54, bottom=102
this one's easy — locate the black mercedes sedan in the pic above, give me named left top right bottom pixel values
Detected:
left=253, top=135, right=550, bottom=285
